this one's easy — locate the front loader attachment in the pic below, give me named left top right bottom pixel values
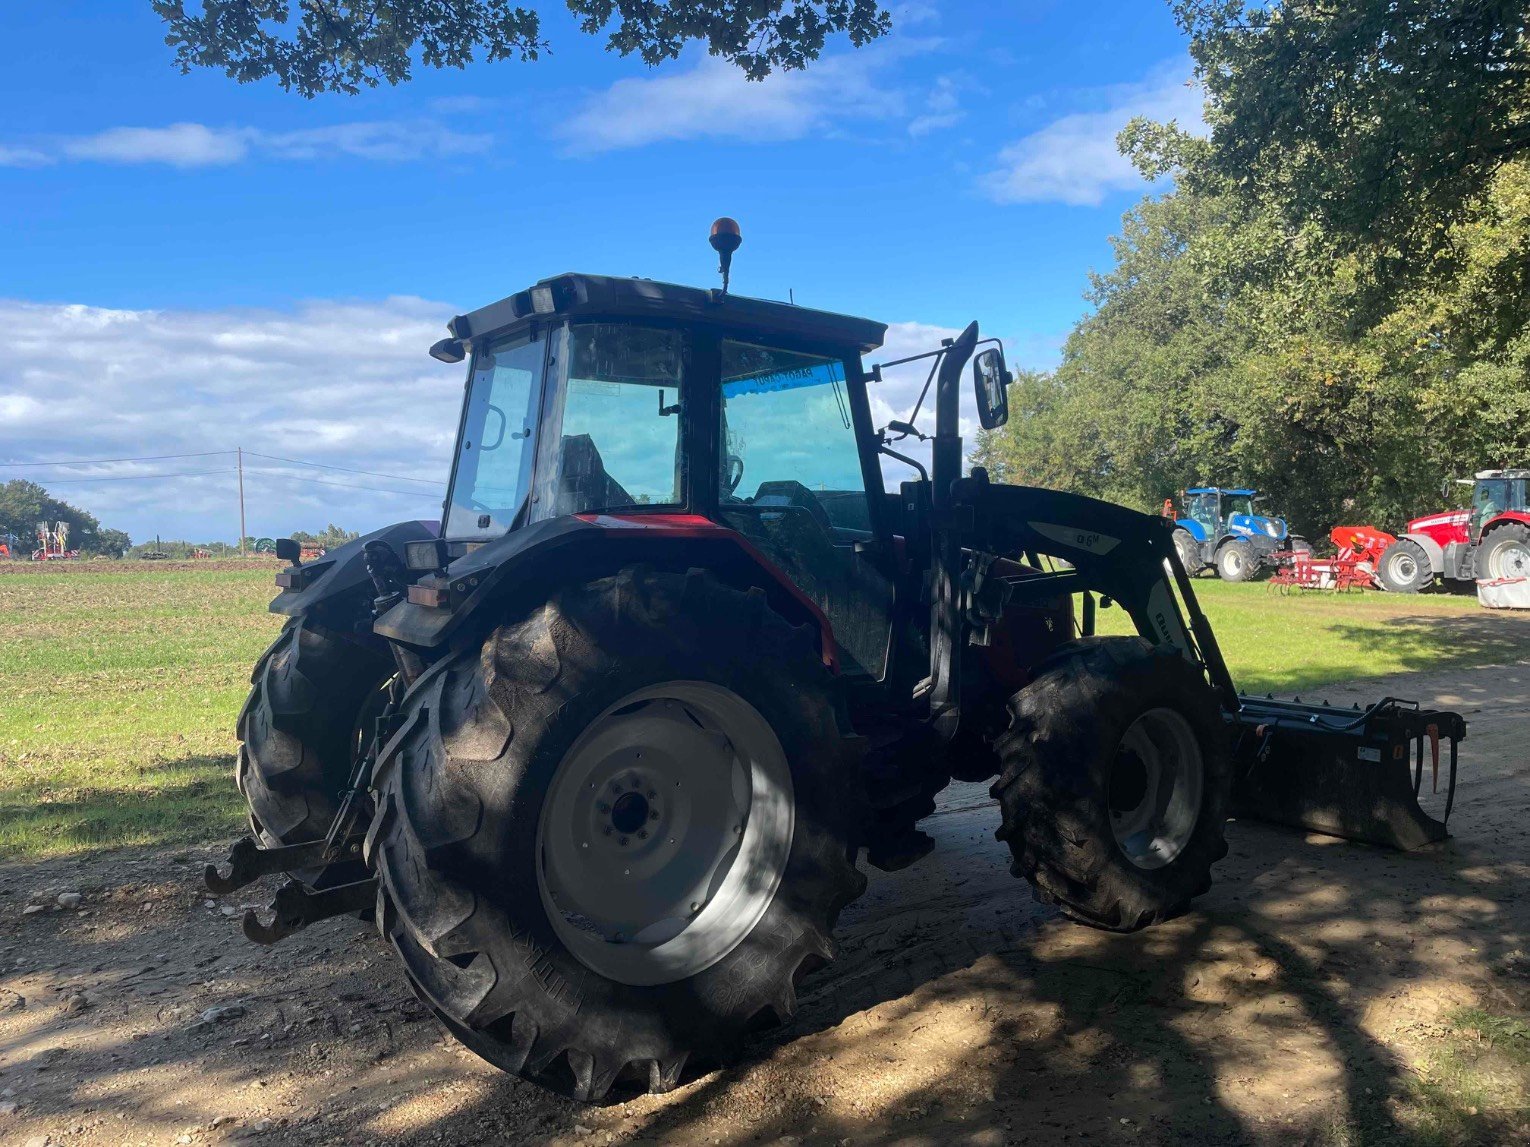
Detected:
left=1231, top=696, right=1466, bottom=850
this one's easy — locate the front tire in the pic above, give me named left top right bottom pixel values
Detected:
left=369, top=567, right=866, bottom=1102
left=1377, top=539, right=1433, bottom=593
left=1215, top=538, right=1257, bottom=582
left=992, top=638, right=1230, bottom=932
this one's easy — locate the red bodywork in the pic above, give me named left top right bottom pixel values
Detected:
left=1405, top=508, right=1530, bottom=549
left=1269, top=525, right=1395, bottom=592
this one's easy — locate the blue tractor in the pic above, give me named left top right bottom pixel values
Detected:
left=1170, top=487, right=1306, bottom=582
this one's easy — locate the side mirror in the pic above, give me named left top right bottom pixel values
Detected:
left=1441, top=478, right=1453, bottom=500
left=274, top=538, right=301, bottom=564
left=972, top=348, right=1011, bottom=430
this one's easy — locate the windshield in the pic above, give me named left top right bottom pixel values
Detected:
left=527, top=323, right=686, bottom=522
left=1223, top=494, right=1254, bottom=518
left=445, top=333, right=544, bottom=538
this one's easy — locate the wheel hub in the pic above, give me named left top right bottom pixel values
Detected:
left=537, top=681, right=794, bottom=986
left=1108, top=707, right=1205, bottom=870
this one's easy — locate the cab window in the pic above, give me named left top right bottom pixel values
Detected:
left=445, top=333, right=543, bottom=538
left=717, top=339, right=891, bottom=677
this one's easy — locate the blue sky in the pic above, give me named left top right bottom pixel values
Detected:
left=0, top=1, right=1200, bottom=543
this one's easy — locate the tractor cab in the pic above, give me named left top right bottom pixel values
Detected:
left=423, top=271, right=904, bottom=678
left=1469, top=470, right=1529, bottom=540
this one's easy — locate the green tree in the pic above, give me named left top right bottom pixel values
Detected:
left=153, top=0, right=891, bottom=95
left=1174, top=1, right=1530, bottom=262
left=0, top=479, right=131, bottom=556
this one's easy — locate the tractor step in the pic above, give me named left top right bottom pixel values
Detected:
left=242, top=877, right=378, bottom=945
left=1230, top=695, right=1466, bottom=850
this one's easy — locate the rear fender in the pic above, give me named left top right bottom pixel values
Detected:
left=371, top=513, right=838, bottom=668
left=268, top=520, right=440, bottom=633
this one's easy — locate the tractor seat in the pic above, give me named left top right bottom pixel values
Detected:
left=555, top=434, right=636, bottom=517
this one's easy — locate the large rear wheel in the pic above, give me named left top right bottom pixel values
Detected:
left=369, top=567, right=866, bottom=1102
left=993, top=638, right=1230, bottom=932
left=237, top=618, right=392, bottom=857
left=1481, top=523, right=1530, bottom=581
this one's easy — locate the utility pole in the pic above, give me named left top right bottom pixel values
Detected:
left=237, top=446, right=247, bottom=557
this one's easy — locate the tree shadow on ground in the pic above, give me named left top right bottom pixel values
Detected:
left=0, top=754, right=242, bottom=863
left=3, top=668, right=1528, bottom=1145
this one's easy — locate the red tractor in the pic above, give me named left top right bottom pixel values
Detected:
left=1376, top=470, right=1530, bottom=599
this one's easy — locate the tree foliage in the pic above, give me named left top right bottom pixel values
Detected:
left=0, top=480, right=132, bottom=557
left=152, top=0, right=891, bottom=95
left=976, top=1, right=1530, bottom=537
left=1174, top=0, right=1530, bottom=261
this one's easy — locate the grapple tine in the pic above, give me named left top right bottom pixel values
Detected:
left=1230, top=696, right=1466, bottom=851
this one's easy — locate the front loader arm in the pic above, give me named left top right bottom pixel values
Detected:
left=948, top=473, right=1467, bottom=851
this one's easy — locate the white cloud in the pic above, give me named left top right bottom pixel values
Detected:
left=983, top=61, right=1205, bottom=206
left=908, top=75, right=964, bottom=138
left=0, top=298, right=463, bottom=542
left=557, top=45, right=925, bottom=154
left=1, top=120, right=490, bottom=169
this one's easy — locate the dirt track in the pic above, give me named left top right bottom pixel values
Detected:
left=2, top=659, right=1528, bottom=1146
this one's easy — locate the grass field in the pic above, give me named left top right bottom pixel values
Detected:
left=2, top=563, right=1528, bottom=862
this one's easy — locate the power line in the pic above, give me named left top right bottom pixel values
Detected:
left=38, top=468, right=239, bottom=484
left=242, top=451, right=441, bottom=485
left=0, top=450, right=234, bottom=468
left=248, top=468, right=441, bottom=499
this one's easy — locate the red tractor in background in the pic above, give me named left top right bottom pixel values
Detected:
left=1375, top=470, right=1530, bottom=605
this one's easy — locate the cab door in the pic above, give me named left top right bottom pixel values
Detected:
left=710, top=338, right=894, bottom=679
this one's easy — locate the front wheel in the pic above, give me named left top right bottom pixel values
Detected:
left=992, top=638, right=1230, bottom=932
left=1172, top=528, right=1204, bottom=576
left=1377, top=539, right=1433, bottom=593
left=1215, top=538, right=1257, bottom=582
left=369, top=567, right=866, bottom=1102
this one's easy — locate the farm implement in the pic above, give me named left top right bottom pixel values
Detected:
left=206, top=224, right=1467, bottom=1102
left=1267, top=526, right=1395, bottom=594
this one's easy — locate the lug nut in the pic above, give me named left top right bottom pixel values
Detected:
left=690, top=902, right=700, bottom=913
left=603, top=827, right=613, bottom=836
left=647, top=790, right=656, bottom=799
left=619, top=836, right=628, bottom=846
left=649, top=810, right=659, bottom=821
left=637, top=830, right=648, bottom=840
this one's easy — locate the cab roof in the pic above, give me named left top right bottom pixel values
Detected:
left=446, top=273, right=888, bottom=355
left=1186, top=487, right=1257, bottom=497
left=1475, top=469, right=1530, bottom=480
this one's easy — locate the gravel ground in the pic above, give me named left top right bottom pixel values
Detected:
left=2, top=660, right=1528, bottom=1146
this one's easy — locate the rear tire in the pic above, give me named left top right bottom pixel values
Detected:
left=1481, top=523, right=1530, bottom=581
left=369, top=567, right=866, bottom=1102
left=992, top=638, right=1230, bottom=932
left=1377, top=539, right=1433, bottom=593
left=237, top=618, right=392, bottom=853
left=1215, top=538, right=1257, bottom=582
left=1172, top=529, right=1204, bottom=576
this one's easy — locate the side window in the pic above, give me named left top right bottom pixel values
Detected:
left=532, top=323, right=686, bottom=521
left=719, top=341, right=869, bottom=533
left=718, top=340, right=891, bottom=677
left=445, top=335, right=543, bottom=538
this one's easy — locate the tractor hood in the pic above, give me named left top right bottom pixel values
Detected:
left=1227, top=513, right=1286, bottom=542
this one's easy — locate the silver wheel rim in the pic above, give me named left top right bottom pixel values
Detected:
left=1221, top=548, right=1244, bottom=577
left=1490, top=540, right=1530, bottom=580
left=1108, top=707, right=1205, bottom=870
left=1390, top=551, right=1419, bottom=584
left=536, top=681, right=793, bottom=987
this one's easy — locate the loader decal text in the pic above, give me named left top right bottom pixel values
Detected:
left=1029, top=522, right=1121, bottom=556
